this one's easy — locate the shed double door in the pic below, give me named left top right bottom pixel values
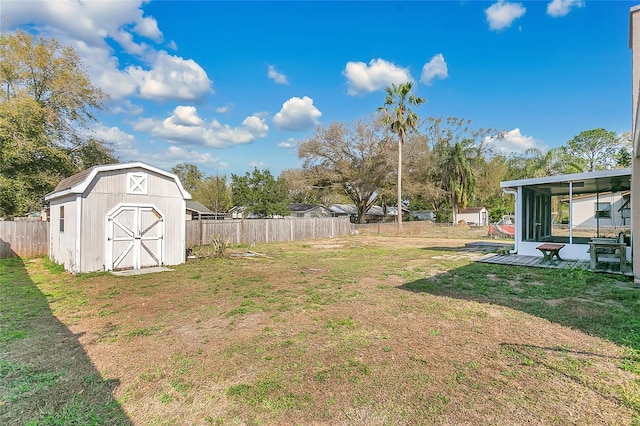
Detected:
left=106, top=205, right=164, bottom=271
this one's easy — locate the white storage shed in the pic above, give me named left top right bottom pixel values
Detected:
left=45, top=162, right=191, bottom=273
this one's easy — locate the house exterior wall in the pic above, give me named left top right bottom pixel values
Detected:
left=568, top=193, right=628, bottom=229
left=631, top=5, right=640, bottom=282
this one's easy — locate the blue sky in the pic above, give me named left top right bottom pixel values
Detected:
left=2, top=0, right=635, bottom=178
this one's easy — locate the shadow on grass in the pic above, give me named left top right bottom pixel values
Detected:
left=0, top=256, right=131, bottom=425
left=398, top=261, right=640, bottom=351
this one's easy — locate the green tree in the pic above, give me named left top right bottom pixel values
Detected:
left=0, top=31, right=107, bottom=146
left=0, top=97, right=75, bottom=217
left=70, top=138, right=118, bottom=170
left=506, top=147, right=582, bottom=180
left=298, top=117, right=394, bottom=223
left=378, top=82, right=425, bottom=231
left=193, top=175, right=232, bottom=213
left=616, top=131, right=632, bottom=168
left=171, top=163, right=204, bottom=193
left=426, top=117, right=495, bottom=223
left=565, top=128, right=621, bottom=172
left=0, top=31, right=111, bottom=217
left=231, top=168, right=291, bottom=218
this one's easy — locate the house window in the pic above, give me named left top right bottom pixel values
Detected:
left=59, top=206, right=65, bottom=232
left=127, top=172, right=148, bottom=195
left=595, top=202, right=611, bottom=219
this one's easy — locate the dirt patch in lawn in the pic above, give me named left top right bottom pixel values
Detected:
left=4, top=235, right=639, bottom=425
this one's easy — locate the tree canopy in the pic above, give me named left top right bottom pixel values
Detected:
left=0, top=31, right=115, bottom=218
left=231, top=168, right=291, bottom=218
left=298, top=117, right=394, bottom=223
left=565, top=128, right=622, bottom=172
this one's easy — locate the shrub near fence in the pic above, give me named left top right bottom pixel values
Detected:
left=186, top=217, right=353, bottom=247
left=0, top=221, right=49, bottom=258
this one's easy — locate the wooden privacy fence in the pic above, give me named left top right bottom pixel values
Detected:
left=0, top=221, right=49, bottom=258
left=0, top=217, right=353, bottom=259
left=186, top=217, right=353, bottom=247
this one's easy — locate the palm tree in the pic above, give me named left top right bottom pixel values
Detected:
left=440, top=142, right=476, bottom=224
left=378, top=82, right=424, bottom=232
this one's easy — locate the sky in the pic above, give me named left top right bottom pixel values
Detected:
left=1, top=0, right=636, bottom=179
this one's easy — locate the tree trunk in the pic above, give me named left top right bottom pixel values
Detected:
left=397, top=137, right=403, bottom=233
left=451, top=195, right=457, bottom=225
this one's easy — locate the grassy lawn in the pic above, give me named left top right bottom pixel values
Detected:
left=1, top=234, right=640, bottom=425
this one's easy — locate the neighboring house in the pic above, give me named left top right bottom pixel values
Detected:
left=411, top=210, right=435, bottom=221
left=329, top=204, right=359, bottom=222
left=329, top=204, right=404, bottom=223
left=457, top=207, right=489, bottom=226
left=560, top=191, right=630, bottom=228
left=288, top=203, right=332, bottom=218
left=44, top=162, right=191, bottom=273
left=186, top=200, right=225, bottom=220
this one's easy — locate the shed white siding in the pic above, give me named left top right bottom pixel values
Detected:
left=49, top=194, right=79, bottom=270
left=46, top=163, right=190, bottom=273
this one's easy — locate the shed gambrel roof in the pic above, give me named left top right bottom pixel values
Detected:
left=45, top=162, right=191, bottom=201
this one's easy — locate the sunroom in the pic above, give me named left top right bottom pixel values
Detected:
left=500, top=168, right=632, bottom=272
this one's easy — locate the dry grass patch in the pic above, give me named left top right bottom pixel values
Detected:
left=2, top=235, right=639, bottom=425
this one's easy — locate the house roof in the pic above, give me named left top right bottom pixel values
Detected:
left=186, top=200, right=214, bottom=214
left=45, top=162, right=191, bottom=201
left=329, top=204, right=401, bottom=216
left=330, top=204, right=358, bottom=215
left=289, top=203, right=325, bottom=212
left=501, top=168, right=632, bottom=196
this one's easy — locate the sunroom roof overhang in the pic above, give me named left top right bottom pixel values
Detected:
left=500, top=168, right=632, bottom=197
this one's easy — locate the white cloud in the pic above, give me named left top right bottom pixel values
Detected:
left=134, top=106, right=269, bottom=148
left=142, top=146, right=227, bottom=176
left=278, top=138, right=298, bottom=149
left=485, top=1, right=526, bottom=31
left=90, top=124, right=224, bottom=171
left=272, top=96, right=322, bottom=132
left=420, top=54, right=448, bottom=86
left=171, top=106, right=204, bottom=126
left=3, top=1, right=159, bottom=52
left=127, top=51, right=212, bottom=102
left=111, top=100, right=144, bottom=116
left=133, top=16, right=163, bottom=41
left=216, top=104, right=232, bottom=114
left=486, top=128, right=542, bottom=154
left=268, top=65, right=289, bottom=85
left=546, top=0, right=584, bottom=18
left=91, top=125, right=136, bottom=150
left=2, top=1, right=213, bottom=104
left=343, top=58, right=413, bottom=96
left=162, top=146, right=221, bottom=166
left=249, top=161, right=266, bottom=169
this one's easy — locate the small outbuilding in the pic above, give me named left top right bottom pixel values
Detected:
left=457, top=207, right=489, bottom=226
left=45, top=162, right=191, bottom=273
